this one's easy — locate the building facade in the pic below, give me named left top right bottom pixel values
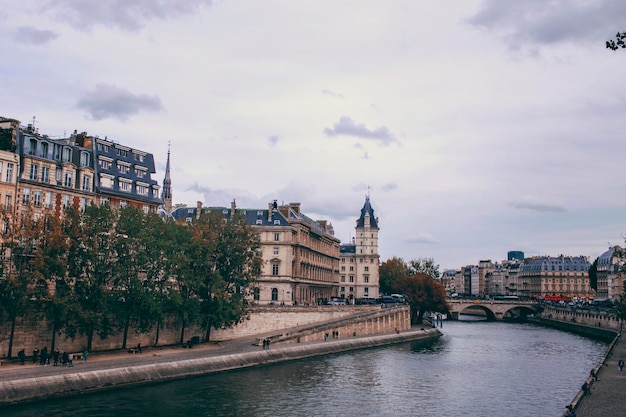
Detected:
left=338, top=196, right=380, bottom=301
left=519, top=255, right=592, bottom=300
left=596, top=246, right=626, bottom=301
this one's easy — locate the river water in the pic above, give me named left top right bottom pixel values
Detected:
left=3, top=320, right=608, bottom=417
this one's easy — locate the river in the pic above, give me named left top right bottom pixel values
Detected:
left=3, top=319, right=608, bottom=417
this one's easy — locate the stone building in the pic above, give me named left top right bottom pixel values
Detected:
left=171, top=200, right=341, bottom=305
left=596, top=246, right=626, bottom=301
left=339, top=196, right=380, bottom=301
left=519, top=255, right=592, bottom=300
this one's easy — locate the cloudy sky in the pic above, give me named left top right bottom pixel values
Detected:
left=2, top=0, right=626, bottom=271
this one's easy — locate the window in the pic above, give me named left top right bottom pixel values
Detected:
left=40, top=142, right=48, bottom=158
left=255, top=219, right=262, bottom=225
left=136, top=184, right=148, bottom=195
left=100, top=175, right=113, bottom=188
left=271, top=288, right=278, bottom=301
left=135, top=168, right=146, bottom=178
left=133, top=152, right=145, bottom=162
left=41, top=166, right=49, bottom=183
left=62, top=194, right=71, bottom=208
left=117, top=163, right=130, bottom=174
left=360, top=258, right=363, bottom=263
left=364, top=287, right=369, bottom=294
left=341, top=258, right=345, bottom=263
left=22, top=187, right=30, bottom=205
left=80, top=198, right=88, bottom=212
left=273, top=247, right=279, bottom=256
left=370, top=258, right=375, bottom=263
left=33, top=190, right=42, bottom=207
left=272, top=262, right=279, bottom=276
left=80, top=152, right=90, bottom=167
left=120, top=199, right=128, bottom=208
left=349, top=266, right=354, bottom=272
left=4, top=194, right=11, bottom=210
left=349, top=287, right=354, bottom=293
left=364, top=275, right=369, bottom=283
left=99, top=196, right=109, bottom=205
left=142, top=204, right=149, bottom=214
left=350, top=258, right=354, bottom=263
left=349, top=275, right=354, bottom=283
left=44, top=191, right=52, bottom=209
left=29, top=164, right=38, bottom=181
left=364, top=266, right=369, bottom=272
left=273, top=220, right=280, bottom=225
left=253, top=288, right=260, bottom=301
left=62, top=147, right=72, bottom=162
left=341, top=287, right=345, bottom=293
left=116, top=147, right=128, bottom=157
left=98, top=158, right=112, bottom=169
left=97, top=142, right=110, bottom=152
left=53, top=144, right=61, bottom=160
left=119, top=180, right=131, bottom=192
left=5, top=163, right=13, bottom=182
left=82, top=175, right=91, bottom=192
left=341, top=276, right=345, bottom=282
left=29, top=139, right=37, bottom=155
left=55, top=168, right=62, bottom=183
left=274, top=232, right=280, bottom=241
left=341, top=266, right=345, bottom=272
left=64, top=173, right=73, bottom=188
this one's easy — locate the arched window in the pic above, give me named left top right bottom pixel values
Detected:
left=271, top=288, right=278, bottom=301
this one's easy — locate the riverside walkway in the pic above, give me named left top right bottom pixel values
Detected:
left=0, top=327, right=439, bottom=407
left=571, top=332, right=626, bottom=417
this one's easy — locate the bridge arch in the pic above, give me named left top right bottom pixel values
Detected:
left=447, top=300, right=537, bottom=321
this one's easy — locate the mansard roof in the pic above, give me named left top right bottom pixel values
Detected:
left=356, top=195, right=378, bottom=229
left=521, top=255, right=590, bottom=272
left=170, top=205, right=290, bottom=227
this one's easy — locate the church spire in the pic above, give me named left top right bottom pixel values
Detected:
left=161, top=143, right=172, bottom=214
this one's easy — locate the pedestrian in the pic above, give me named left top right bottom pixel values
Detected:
left=83, top=348, right=88, bottom=361
left=67, top=352, right=74, bottom=367
left=61, top=351, right=68, bottom=366
left=32, top=347, right=39, bottom=364
left=582, top=381, right=590, bottom=396
left=40, top=347, right=48, bottom=365
left=53, top=349, right=60, bottom=366
left=618, top=359, right=624, bottom=373
left=18, top=349, right=25, bottom=365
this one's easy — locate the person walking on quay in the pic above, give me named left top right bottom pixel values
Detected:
left=32, top=347, right=39, bottom=364
left=18, top=349, right=25, bottom=365
left=53, top=348, right=60, bottom=366
left=67, top=352, right=74, bottom=367
left=40, top=347, right=48, bottom=365
left=618, top=359, right=624, bottom=373
left=83, top=348, right=89, bottom=361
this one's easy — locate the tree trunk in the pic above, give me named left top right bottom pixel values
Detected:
left=7, top=314, right=16, bottom=359
left=179, top=319, right=186, bottom=345
left=154, top=319, right=161, bottom=347
left=122, top=315, right=130, bottom=349
left=87, top=327, right=94, bottom=351
left=205, top=325, right=211, bottom=342
left=50, top=321, right=58, bottom=351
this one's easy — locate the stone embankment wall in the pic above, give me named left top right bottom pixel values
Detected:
left=1, top=305, right=392, bottom=359
left=539, top=306, right=621, bottom=332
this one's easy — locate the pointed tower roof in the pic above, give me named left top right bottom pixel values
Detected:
left=356, top=195, right=378, bottom=229
left=161, top=143, right=172, bottom=212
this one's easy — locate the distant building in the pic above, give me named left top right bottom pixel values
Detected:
left=339, top=196, right=380, bottom=301
left=519, top=255, right=592, bottom=299
left=596, top=246, right=626, bottom=301
left=508, top=251, right=524, bottom=261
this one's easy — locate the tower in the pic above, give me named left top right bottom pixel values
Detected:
left=161, top=144, right=172, bottom=214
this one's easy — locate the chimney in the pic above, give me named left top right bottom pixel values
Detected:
left=290, top=202, right=300, bottom=214
left=196, top=201, right=202, bottom=219
left=268, top=202, right=273, bottom=222
left=230, top=199, right=236, bottom=217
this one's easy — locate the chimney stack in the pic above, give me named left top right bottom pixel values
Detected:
left=268, top=202, right=273, bottom=222
left=230, top=199, right=236, bottom=217
left=196, top=201, right=202, bottom=219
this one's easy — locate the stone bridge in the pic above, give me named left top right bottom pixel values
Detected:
left=447, top=299, right=537, bottom=321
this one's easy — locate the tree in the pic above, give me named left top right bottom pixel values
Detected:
left=194, top=211, right=262, bottom=341
left=588, top=257, right=599, bottom=291
left=393, top=273, right=450, bottom=325
left=607, top=32, right=626, bottom=50
left=407, top=257, right=440, bottom=280
left=379, top=257, right=409, bottom=295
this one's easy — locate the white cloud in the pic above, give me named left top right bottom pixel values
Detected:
left=323, top=116, right=397, bottom=145
left=510, top=196, right=567, bottom=213
left=14, top=26, right=59, bottom=45
left=77, top=84, right=164, bottom=122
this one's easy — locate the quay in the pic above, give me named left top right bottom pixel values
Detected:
left=0, top=327, right=440, bottom=407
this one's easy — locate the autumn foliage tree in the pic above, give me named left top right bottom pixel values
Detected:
left=393, top=273, right=450, bottom=325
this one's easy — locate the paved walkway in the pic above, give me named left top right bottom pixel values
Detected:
left=0, top=334, right=268, bottom=381
left=570, top=333, right=626, bottom=417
